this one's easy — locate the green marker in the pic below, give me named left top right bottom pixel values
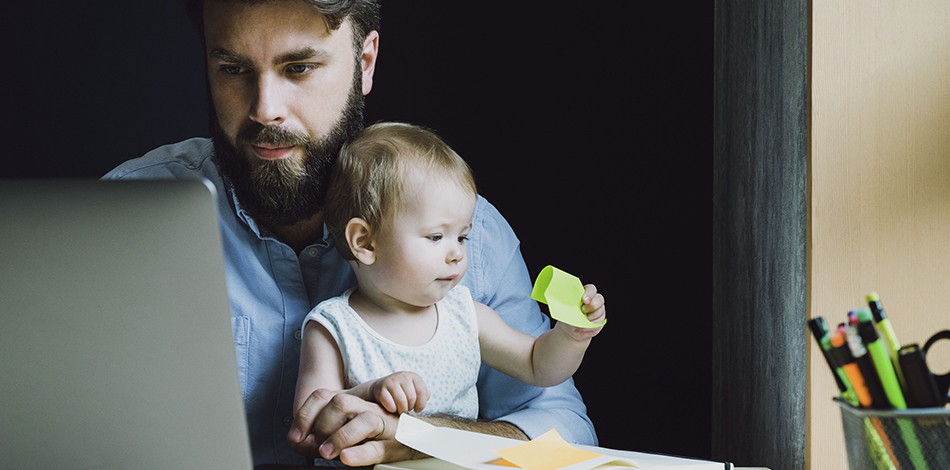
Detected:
left=867, top=292, right=905, bottom=389
left=866, top=297, right=933, bottom=468
left=855, top=309, right=931, bottom=469
left=863, top=419, right=898, bottom=470
left=854, top=308, right=906, bottom=408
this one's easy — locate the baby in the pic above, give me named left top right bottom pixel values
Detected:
left=293, top=122, right=605, bottom=421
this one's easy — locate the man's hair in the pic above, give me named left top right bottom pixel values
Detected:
left=183, top=0, right=381, bottom=51
left=325, top=122, right=477, bottom=260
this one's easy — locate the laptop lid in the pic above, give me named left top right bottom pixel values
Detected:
left=0, top=179, right=253, bottom=469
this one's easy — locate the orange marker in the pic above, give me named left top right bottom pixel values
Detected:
left=830, top=328, right=872, bottom=407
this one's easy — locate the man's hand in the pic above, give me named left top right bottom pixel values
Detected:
left=287, top=388, right=424, bottom=466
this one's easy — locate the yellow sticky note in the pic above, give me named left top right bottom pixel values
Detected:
left=530, top=265, right=606, bottom=328
left=493, top=429, right=602, bottom=470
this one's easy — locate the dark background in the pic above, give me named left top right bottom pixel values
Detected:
left=2, top=2, right=713, bottom=461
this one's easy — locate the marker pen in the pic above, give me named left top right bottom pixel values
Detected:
left=820, top=335, right=860, bottom=407
left=848, top=318, right=931, bottom=469
left=844, top=323, right=890, bottom=409
left=898, top=344, right=943, bottom=408
left=809, top=317, right=851, bottom=397
left=867, top=292, right=906, bottom=387
left=830, top=328, right=873, bottom=408
left=846, top=317, right=925, bottom=469
left=854, top=308, right=907, bottom=409
left=899, top=347, right=949, bottom=468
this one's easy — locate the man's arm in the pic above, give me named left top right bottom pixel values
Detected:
left=419, top=414, right=527, bottom=439
left=287, top=389, right=529, bottom=467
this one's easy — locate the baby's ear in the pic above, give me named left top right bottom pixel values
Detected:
left=345, top=218, right=376, bottom=265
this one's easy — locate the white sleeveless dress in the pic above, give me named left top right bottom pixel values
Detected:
left=302, top=285, right=481, bottom=418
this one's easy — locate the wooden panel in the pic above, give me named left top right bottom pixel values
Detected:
left=713, top=1, right=808, bottom=469
left=809, top=2, right=950, bottom=469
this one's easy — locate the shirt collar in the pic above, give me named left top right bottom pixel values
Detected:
left=226, top=185, right=335, bottom=249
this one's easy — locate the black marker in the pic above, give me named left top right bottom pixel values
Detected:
left=809, top=317, right=850, bottom=394
left=898, top=344, right=943, bottom=408
left=845, top=324, right=889, bottom=409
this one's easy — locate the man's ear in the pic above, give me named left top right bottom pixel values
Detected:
left=360, top=30, right=379, bottom=96
left=345, top=217, right=376, bottom=265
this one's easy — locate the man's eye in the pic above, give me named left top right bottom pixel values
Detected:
left=219, top=65, right=245, bottom=75
left=288, top=64, right=315, bottom=74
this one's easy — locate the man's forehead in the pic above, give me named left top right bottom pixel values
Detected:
left=203, top=1, right=355, bottom=59
left=203, top=0, right=352, bottom=43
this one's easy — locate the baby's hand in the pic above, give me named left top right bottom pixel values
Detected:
left=371, top=371, right=429, bottom=415
left=557, top=283, right=606, bottom=341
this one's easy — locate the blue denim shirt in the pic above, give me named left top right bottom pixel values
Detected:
left=104, top=138, right=596, bottom=465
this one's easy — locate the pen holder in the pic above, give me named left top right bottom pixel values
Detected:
left=835, top=398, right=950, bottom=470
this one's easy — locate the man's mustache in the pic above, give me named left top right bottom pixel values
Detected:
left=237, top=124, right=310, bottom=147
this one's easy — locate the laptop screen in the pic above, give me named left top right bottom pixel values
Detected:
left=0, top=179, right=253, bottom=469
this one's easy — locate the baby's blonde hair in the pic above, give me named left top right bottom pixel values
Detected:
left=325, top=122, right=476, bottom=260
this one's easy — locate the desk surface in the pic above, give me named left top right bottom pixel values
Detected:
left=256, top=464, right=771, bottom=470
left=256, top=463, right=772, bottom=470
left=254, top=465, right=769, bottom=470
left=256, top=466, right=371, bottom=470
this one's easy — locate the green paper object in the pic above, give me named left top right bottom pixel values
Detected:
left=530, top=265, right=606, bottom=329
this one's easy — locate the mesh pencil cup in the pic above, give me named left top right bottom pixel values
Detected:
left=835, top=398, right=950, bottom=470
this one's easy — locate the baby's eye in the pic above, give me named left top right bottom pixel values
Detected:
left=426, top=235, right=443, bottom=242
left=458, top=235, right=469, bottom=243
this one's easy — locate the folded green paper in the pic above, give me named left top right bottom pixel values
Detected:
left=530, top=265, right=606, bottom=329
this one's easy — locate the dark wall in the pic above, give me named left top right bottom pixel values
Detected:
left=3, top=2, right=713, bottom=460
left=2, top=4, right=208, bottom=177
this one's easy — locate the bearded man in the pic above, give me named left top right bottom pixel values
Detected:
left=104, top=1, right=596, bottom=466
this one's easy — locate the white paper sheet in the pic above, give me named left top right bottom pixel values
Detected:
left=390, top=415, right=722, bottom=470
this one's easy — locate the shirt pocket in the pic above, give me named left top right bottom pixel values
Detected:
left=231, top=315, right=250, bottom=400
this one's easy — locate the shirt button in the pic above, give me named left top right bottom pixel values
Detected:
left=307, top=247, right=319, bottom=257
left=294, top=329, right=302, bottom=341
left=283, top=416, right=293, bottom=426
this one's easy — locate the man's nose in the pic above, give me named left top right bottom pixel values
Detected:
left=249, top=74, right=287, bottom=125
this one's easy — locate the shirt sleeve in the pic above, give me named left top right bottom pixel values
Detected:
left=101, top=138, right=217, bottom=181
left=464, top=196, right=598, bottom=446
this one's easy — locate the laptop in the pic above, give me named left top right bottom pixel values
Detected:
left=0, top=179, right=254, bottom=469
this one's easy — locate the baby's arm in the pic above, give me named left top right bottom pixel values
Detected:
left=294, top=320, right=346, bottom=415
left=477, top=284, right=605, bottom=387
left=295, top=320, right=430, bottom=416
left=347, top=371, right=430, bottom=415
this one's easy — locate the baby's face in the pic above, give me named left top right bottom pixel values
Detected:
left=368, top=175, right=476, bottom=308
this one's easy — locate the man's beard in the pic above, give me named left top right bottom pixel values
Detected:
left=210, top=75, right=364, bottom=229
